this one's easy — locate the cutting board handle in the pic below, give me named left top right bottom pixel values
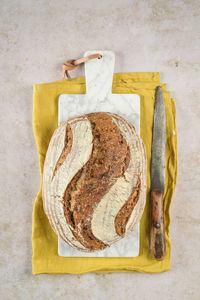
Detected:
left=150, top=190, right=166, bottom=260
left=84, top=50, right=115, bottom=99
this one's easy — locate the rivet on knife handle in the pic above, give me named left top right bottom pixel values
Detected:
left=150, top=86, right=166, bottom=260
left=150, top=190, right=166, bottom=260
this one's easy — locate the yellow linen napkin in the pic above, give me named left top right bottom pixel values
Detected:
left=32, top=72, right=177, bottom=274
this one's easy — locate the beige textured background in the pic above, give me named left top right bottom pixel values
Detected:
left=0, top=0, right=200, bottom=299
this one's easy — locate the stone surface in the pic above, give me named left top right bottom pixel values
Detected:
left=0, top=0, right=200, bottom=299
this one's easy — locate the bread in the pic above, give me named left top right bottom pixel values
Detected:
left=42, top=112, right=147, bottom=252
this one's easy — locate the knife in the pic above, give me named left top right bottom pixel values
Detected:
left=150, top=86, right=166, bottom=260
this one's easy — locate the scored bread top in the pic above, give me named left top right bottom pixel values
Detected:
left=42, top=112, right=147, bottom=252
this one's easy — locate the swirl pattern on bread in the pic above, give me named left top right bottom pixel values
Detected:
left=42, top=112, right=147, bottom=252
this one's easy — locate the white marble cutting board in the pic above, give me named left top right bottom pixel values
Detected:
left=58, top=50, right=141, bottom=257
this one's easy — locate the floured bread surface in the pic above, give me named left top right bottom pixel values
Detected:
left=42, top=112, right=147, bottom=252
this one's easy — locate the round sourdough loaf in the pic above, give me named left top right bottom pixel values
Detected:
left=42, top=112, right=147, bottom=252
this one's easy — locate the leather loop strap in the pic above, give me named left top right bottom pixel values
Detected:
left=62, top=54, right=102, bottom=80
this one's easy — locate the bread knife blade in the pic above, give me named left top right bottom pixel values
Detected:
left=150, top=86, right=166, bottom=260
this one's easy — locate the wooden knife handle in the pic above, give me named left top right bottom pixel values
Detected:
left=150, top=190, right=166, bottom=260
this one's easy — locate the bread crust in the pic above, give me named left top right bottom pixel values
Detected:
left=42, top=112, right=147, bottom=252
